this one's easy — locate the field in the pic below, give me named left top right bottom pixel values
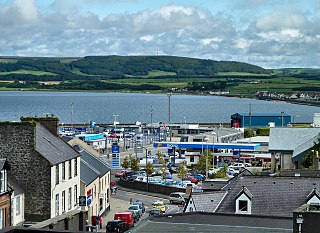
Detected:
left=0, top=69, right=56, bottom=76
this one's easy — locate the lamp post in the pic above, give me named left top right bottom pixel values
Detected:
left=113, top=114, right=119, bottom=130
left=184, top=117, right=187, bottom=134
left=204, top=137, right=209, bottom=179
left=212, top=132, right=217, bottom=168
left=167, top=93, right=172, bottom=141
left=143, top=147, right=149, bottom=192
left=281, top=111, right=284, bottom=127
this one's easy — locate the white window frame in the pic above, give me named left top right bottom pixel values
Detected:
left=55, top=194, right=59, bottom=216
left=68, top=187, right=72, bottom=210
left=0, top=170, right=7, bottom=193
left=74, top=185, right=77, bottom=207
left=16, top=196, right=21, bottom=216
left=62, top=191, right=65, bottom=213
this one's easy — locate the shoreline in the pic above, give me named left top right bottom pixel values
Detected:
left=1, top=88, right=320, bottom=108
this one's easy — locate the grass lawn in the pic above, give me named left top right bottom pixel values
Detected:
left=0, top=69, right=57, bottom=76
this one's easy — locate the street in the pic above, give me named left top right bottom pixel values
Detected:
left=100, top=188, right=182, bottom=232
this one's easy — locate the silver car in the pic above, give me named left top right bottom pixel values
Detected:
left=169, top=192, right=186, bottom=204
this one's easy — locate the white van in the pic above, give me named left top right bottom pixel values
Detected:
left=169, top=192, right=186, bottom=204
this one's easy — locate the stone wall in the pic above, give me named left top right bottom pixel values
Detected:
left=0, top=122, right=52, bottom=221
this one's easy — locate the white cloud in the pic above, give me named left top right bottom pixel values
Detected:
left=0, top=1, right=319, bottom=68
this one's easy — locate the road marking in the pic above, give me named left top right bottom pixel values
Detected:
left=119, top=189, right=169, bottom=201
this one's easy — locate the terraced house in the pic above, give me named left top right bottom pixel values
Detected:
left=0, top=116, right=81, bottom=222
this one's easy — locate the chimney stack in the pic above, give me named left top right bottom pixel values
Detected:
left=21, top=115, right=60, bottom=136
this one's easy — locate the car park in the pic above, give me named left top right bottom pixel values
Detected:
left=152, top=201, right=166, bottom=213
left=113, top=212, right=134, bottom=228
left=106, top=220, right=129, bottom=233
left=149, top=208, right=161, bottom=216
left=169, top=192, right=186, bottom=204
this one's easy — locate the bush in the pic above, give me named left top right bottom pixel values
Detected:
left=256, top=128, right=270, bottom=136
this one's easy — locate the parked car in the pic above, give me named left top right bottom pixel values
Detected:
left=169, top=192, right=186, bottom=204
left=128, top=204, right=143, bottom=217
left=133, top=201, right=145, bottom=213
left=113, top=212, right=134, bottom=228
left=115, top=170, right=129, bottom=178
left=149, top=208, right=161, bottom=216
left=127, top=210, right=139, bottom=223
left=152, top=201, right=166, bottom=213
left=193, top=174, right=206, bottom=181
left=106, top=220, right=128, bottom=233
left=228, top=163, right=245, bottom=170
left=227, top=168, right=239, bottom=176
left=184, top=175, right=198, bottom=183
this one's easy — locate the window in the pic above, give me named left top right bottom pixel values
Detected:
left=99, top=197, right=103, bottom=211
left=74, top=185, right=77, bottom=207
left=56, top=165, right=59, bottom=185
left=0, top=209, right=2, bottom=229
left=190, top=156, right=195, bottom=163
left=62, top=162, right=65, bottom=180
left=55, top=194, right=59, bottom=216
left=74, top=159, right=78, bottom=177
left=69, top=160, right=72, bottom=179
left=239, top=200, right=248, bottom=211
left=16, top=196, right=21, bottom=216
left=94, top=185, right=96, bottom=198
left=68, top=188, right=72, bottom=210
left=0, top=170, right=6, bottom=193
left=62, top=191, right=65, bottom=213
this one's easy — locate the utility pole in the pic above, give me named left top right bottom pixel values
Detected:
left=281, top=111, right=284, bottom=127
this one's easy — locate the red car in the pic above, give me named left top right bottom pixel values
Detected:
left=115, top=170, right=129, bottom=178
left=183, top=175, right=198, bottom=183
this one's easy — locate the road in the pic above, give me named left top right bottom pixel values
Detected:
left=100, top=187, right=183, bottom=232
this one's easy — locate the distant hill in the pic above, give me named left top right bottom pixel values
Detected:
left=0, top=55, right=270, bottom=81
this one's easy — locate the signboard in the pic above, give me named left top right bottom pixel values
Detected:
left=112, top=145, right=120, bottom=153
left=99, top=193, right=104, bottom=199
left=79, top=196, right=87, bottom=207
left=87, top=189, right=92, bottom=207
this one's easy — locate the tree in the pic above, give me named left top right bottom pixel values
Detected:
left=145, top=162, right=154, bottom=176
left=121, top=156, right=130, bottom=169
left=160, top=160, right=168, bottom=179
left=244, top=129, right=255, bottom=138
left=301, top=139, right=320, bottom=169
left=157, top=151, right=165, bottom=164
left=177, top=161, right=188, bottom=182
left=130, top=155, right=140, bottom=172
left=196, top=149, right=212, bottom=174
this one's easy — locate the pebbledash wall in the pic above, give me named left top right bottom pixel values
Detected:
left=0, top=122, right=52, bottom=221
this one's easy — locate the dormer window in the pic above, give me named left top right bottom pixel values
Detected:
left=0, top=170, right=7, bottom=193
left=307, top=188, right=320, bottom=205
left=235, top=186, right=252, bottom=214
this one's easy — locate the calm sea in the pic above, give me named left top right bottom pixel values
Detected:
left=0, top=91, right=319, bottom=124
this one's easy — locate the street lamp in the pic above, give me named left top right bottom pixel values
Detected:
left=143, top=147, right=149, bottom=192
left=167, top=93, right=172, bottom=141
left=204, top=137, right=209, bottom=179
left=113, top=114, right=119, bottom=130
left=212, top=132, right=217, bottom=168
left=184, top=117, right=187, bottom=134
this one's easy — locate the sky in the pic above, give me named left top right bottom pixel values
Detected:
left=0, top=0, right=320, bottom=68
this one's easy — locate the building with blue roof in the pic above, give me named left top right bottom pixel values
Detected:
left=231, top=112, right=291, bottom=128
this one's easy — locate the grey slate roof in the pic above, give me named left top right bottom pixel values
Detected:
left=202, top=180, right=228, bottom=191
left=0, top=158, right=10, bottom=171
left=269, top=128, right=320, bottom=158
left=188, top=191, right=227, bottom=212
left=35, top=124, right=79, bottom=165
left=216, top=176, right=320, bottom=217
left=80, top=150, right=110, bottom=177
left=80, top=159, right=100, bottom=185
